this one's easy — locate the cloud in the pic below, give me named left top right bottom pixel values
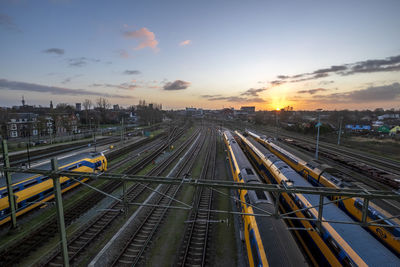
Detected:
left=91, top=83, right=137, bottom=90
left=117, top=49, right=130, bottom=58
left=319, top=80, right=334, bottom=85
left=201, top=94, right=222, bottom=98
left=312, top=83, right=400, bottom=103
left=61, top=74, right=83, bottom=84
left=0, top=79, right=133, bottom=98
left=297, top=88, right=329, bottom=95
left=179, top=40, right=191, bottom=46
left=241, top=87, right=268, bottom=97
left=68, top=57, right=100, bottom=67
left=43, top=48, right=64, bottom=55
left=163, top=80, right=191, bottom=90
left=0, top=13, right=20, bottom=32
left=272, top=54, right=400, bottom=86
left=123, top=70, right=141, bottom=75
left=124, top=27, right=159, bottom=52
left=207, top=96, right=265, bottom=103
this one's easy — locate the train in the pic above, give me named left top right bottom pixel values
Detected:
left=236, top=130, right=399, bottom=266
left=245, top=129, right=400, bottom=256
left=223, top=130, right=307, bottom=267
left=0, top=152, right=107, bottom=226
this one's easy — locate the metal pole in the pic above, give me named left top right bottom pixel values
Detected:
left=123, top=181, right=128, bottom=217
left=317, top=195, right=324, bottom=233
left=315, top=110, right=321, bottom=159
left=121, top=117, right=124, bottom=144
left=337, top=116, right=343, bottom=145
left=26, top=143, right=31, bottom=168
left=51, top=158, right=70, bottom=266
left=275, top=111, right=278, bottom=140
left=361, top=198, right=370, bottom=226
left=2, top=140, right=17, bottom=228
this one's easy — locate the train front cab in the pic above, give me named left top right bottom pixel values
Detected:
left=240, top=187, right=269, bottom=267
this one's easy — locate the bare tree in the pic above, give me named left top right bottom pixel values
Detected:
left=83, top=99, right=92, bottom=125
left=96, top=97, right=111, bottom=124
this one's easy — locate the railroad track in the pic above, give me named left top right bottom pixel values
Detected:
left=111, top=129, right=206, bottom=266
left=41, top=127, right=200, bottom=266
left=5, top=137, right=117, bottom=167
left=277, top=131, right=400, bottom=175
left=0, top=128, right=183, bottom=266
left=177, top=128, right=216, bottom=267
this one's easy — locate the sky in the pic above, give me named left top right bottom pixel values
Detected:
left=1, top=0, right=400, bottom=110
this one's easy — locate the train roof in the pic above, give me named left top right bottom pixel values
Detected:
left=254, top=204, right=307, bottom=266
left=0, top=152, right=103, bottom=188
left=246, top=135, right=399, bottom=264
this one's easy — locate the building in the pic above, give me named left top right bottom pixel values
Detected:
left=75, top=103, right=82, bottom=111
left=113, top=104, right=120, bottom=111
left=345, top=125, right=371, bottom=131
left=7, top=113, right=38, bottom=138
left=240, top=106, right=255, bottom=113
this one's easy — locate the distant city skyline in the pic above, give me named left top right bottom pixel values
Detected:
left=1, top=0, right=400, bottom=110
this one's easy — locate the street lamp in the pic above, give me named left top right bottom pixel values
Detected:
left=315, top=109, right=323, bottom=160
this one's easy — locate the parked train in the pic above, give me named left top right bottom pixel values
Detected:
left=245, top=129, right=400, bottom=256
left=237, top=131, right=399, bottom=266
left=223, top=130, right=306, bottom=267
left=0, top=152, right=107, bottom=226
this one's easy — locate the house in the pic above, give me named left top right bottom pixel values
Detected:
left=345, top=125, right=371, bottom=131
left=7, top=113, right=38, bottom=138
left=389, top=126, right=400, bottom=135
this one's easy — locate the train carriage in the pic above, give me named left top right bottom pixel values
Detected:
left=245, top=129, right=400, bottom=256
left=238, top=131, right=399, bottom=266
left=224, top=130, right=306, bottom=267
left=0, top=152, right=107, bottom=226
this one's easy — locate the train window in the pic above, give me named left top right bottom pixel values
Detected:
left=26, top=194, right=40, bottom=203
left=24, top=180, right=38, bottom=188
left=43, top=188, right=53, bottom=196
left=245, top=168, right=254, bottom=175
left=249, top=230, right=261, bottom=267
left=255, top=190, right=267, bottom=200
left=244, top=193, right=250, bottom=205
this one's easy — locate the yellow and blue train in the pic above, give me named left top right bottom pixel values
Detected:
left=223, top=130, right=306, bottom=267
left=0, top=152, right=107, bottom=226
left=246, top=129, right=400, bottom=256
left=237, top=130, right=399, bottom=266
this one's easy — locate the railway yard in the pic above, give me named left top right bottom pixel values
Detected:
left=0, top=119, right=399, bottom=266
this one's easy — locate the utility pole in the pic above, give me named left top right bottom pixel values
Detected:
left=315, top=109, right=322, bottom=160
left=51, top=158, right=70, bottom=266
left=121, top=117, right=124, bottom=143
left=1, top=140, right=18, bottom=228
left=337, top=116, right=343, bottom=145
left=275, top=110, right=279, bottom=140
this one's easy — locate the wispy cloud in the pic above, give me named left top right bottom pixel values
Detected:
left=124, top=27, right=159, bottom=52
left=61, top=74, right=83, bottom=84
left=68, top=57, right=101, bottom=67
left=117, top=49, right=130, bottom=58
left=297, top=88, right=329, bottom=95
left=163, top=80, right=191, bottom=90
left=241, top=87, right=268, bottom=97
left=272, top=54, right=400, bottom=86
left=0, top=13, right=20, bottom=32
left=0, top=79, right=133, bottom=98
left=312, top=83, right=400, bottom=103
left=123, top=70, right=141, bottom=75
left=206, top=96, right=265, bottom=103
left=91, top=83, right=137, bottom=90
left=179, top=40, right=191, bottom=46
left=43, top=48, right=65, bottom=55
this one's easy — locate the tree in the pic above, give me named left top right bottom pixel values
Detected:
left=96, top=97, right=111, bottom=124
left=83, top=99, right=92, bottom=125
